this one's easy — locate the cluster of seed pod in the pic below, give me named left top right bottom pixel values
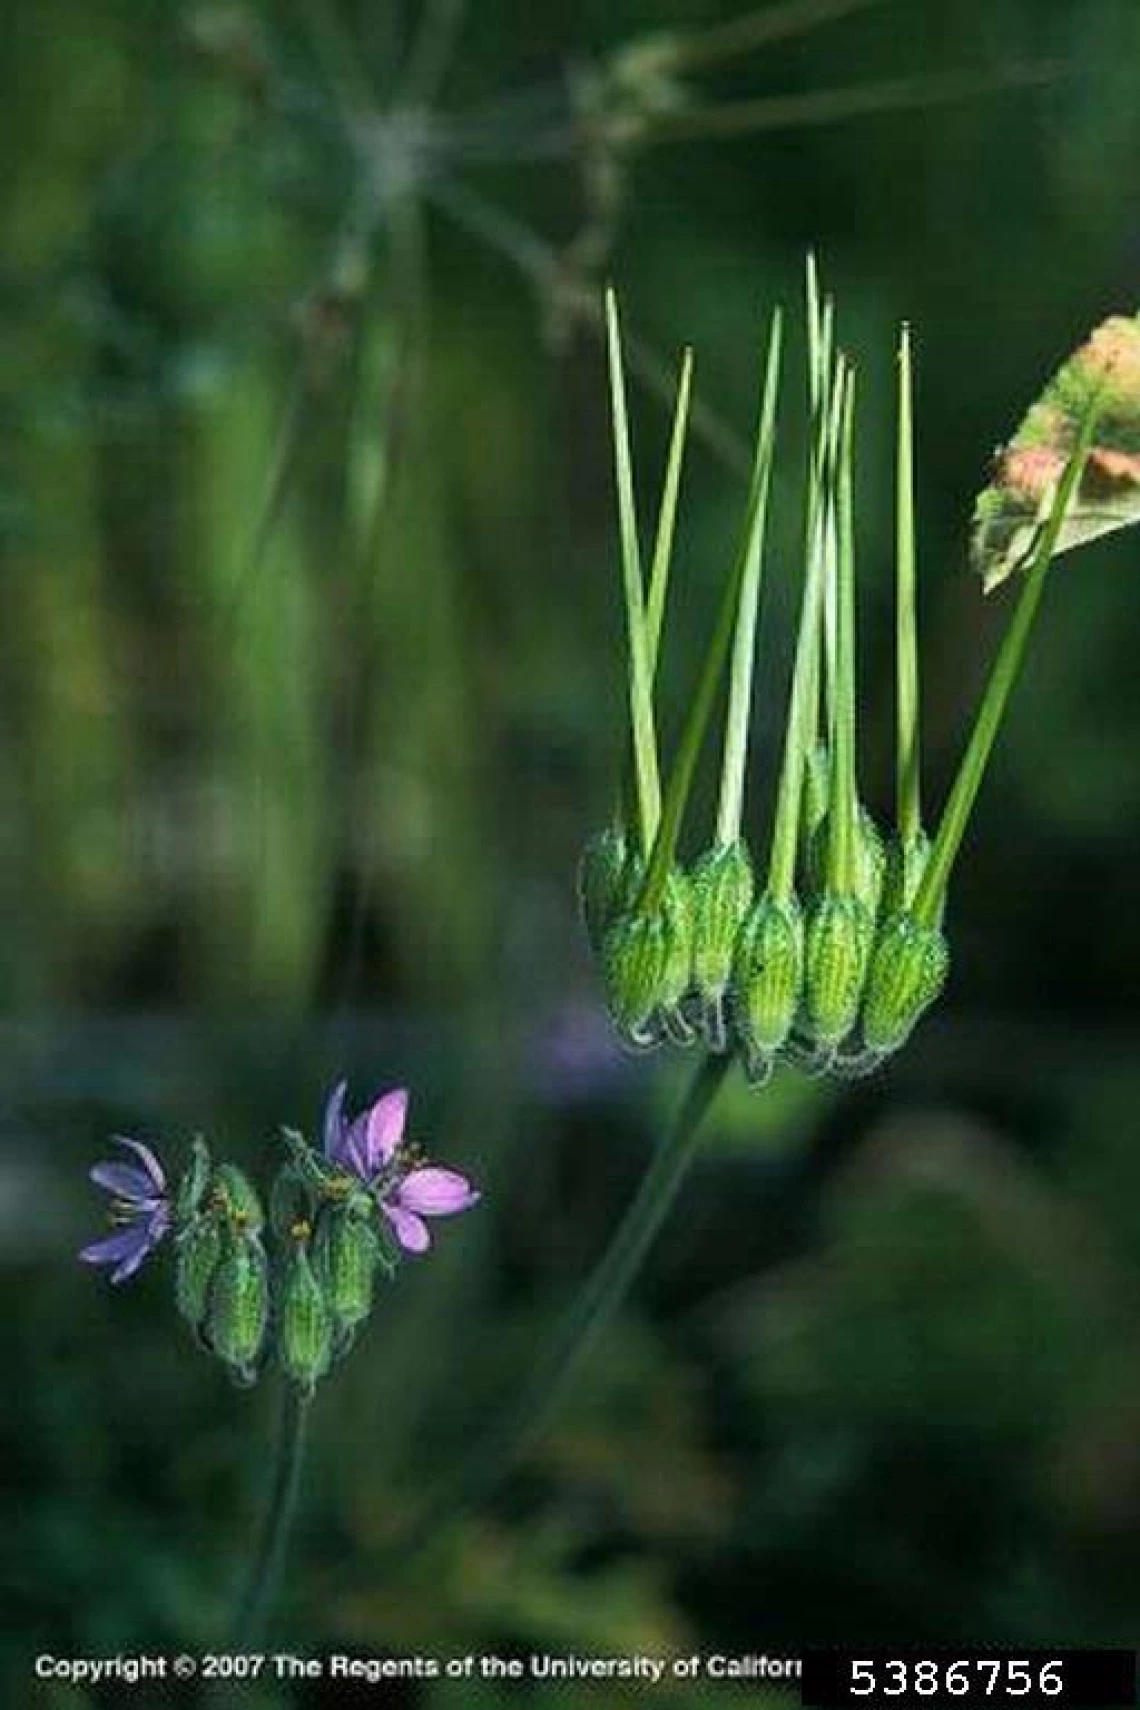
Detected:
left=581, top=806, right=948, bottom=1085
left=581, top=276, right=956, bottom=1085
left=172, top=1134, right=395, bottom=1393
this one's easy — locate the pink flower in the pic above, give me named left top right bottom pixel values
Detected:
left=322, top=1081, right=480, bottom=1255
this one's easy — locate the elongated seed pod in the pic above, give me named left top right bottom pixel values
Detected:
left=175, top=1212, right=224, bottom=1334
left=578, top=826, right=631, bottom=956
left=803, top=893, right=873, bottom=1051
left=861, top=912, right=950, bottom=1054
left=206, top=1229, right=269, bottom=1378
left=312, top=1202, right=377, bottom=1335
left=689, top=841, right=754, bottom=1007
left=276, top=1239, right=333, bottom=1392
left=601, top=867, right=692, bottom=1045
left=730, top=892, right=804, bottom=1075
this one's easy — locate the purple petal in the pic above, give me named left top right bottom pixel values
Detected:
left=397, top=1167, right=480, bottom=1218
left=79, top=1225, right=150, bottom=1270
left=339, top=1115, right=373, bottom=1181
left=112, top=1136, right=166, bottom=1194
left=365, top=1089, right=408, bottom=1172
left=90, top=1162, right=157, bottom=1203
left=322, top=1080, right=349, bottom=1162
left=381, top=1200, right=431, bottom=1254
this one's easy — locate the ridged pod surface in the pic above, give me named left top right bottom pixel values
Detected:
left=689, top=841, right=754, bottom=1004
left=730, top=893, right=804, bottom=1063
left=206, top=1230, right=269, bottom=1377
left=803, top=893, right=874, bottom=1050
left=313, top=1202, right=377, bottom=1335
left=175, top=1213, right=224, bottom=1333
left=277, top=1241, right=333, bottom=1392
left=212, top=1164, right=265, bottom=1235
left=601, top=866, right=692, bottom=1039
left=861, top=912, right=950, bottom=1053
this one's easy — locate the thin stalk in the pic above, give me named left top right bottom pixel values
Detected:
left=715, top=309, right=784, bottom=844
left=376, top=1054, right=731, bottom=1568
left=895, top=322, right=921, bottom=842
left=913, top=398, right=1101, bottom=928
left=637, top=313, right=784, bottom=910
left=766, top=284, right=838, bottom=898
left=646, top=348, right=695, bottom=668
left=605, top=288, right=661, bottom=852
left=229, top=1387, right=311, bottom=1647
left=825, top=361, right=858, bottom=891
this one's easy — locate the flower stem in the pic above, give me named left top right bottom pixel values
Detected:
left=380, top=1053, right=730, bottom=1568
left=229, top=1385, right=311, bottom=1648
left=895, top=322, right=922, bottom=843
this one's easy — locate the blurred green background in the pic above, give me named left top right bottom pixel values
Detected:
left=3, top=0, right=1140, bottom=1703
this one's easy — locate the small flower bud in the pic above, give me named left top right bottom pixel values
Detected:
left=206, top=1228, right=269, bottom=1381
left=212, top=1163, right=264, bottom=1235
left=175, top=1137, right=211, bottom=1227
left=730, top=893, right=804, bottom=1079
left=578, top=825, right=632, bottom=956
left=312, top=1200, right=378, bottom=1339
left=803, top=893, right=874, bottom=1051
left=276, top=1233, right=333, bottom=1392
left=861, top=912, right=950, bottom=1054
left=601, top=867, right=692, bottom=1046
left=175, top=1211, right=225, bottom=1335
left=689, top=841, right=754, bottom=1043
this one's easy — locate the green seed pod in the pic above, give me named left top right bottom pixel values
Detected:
left=803, top=893, right=874, bottom=1051
left=174, top=1137, right=211, bottom=1228
left=689, top=841, right=754, bottom=1007
left=730, top=893, right=804, bottom=1077
left=175, top=1212, right=225, bottom=1334
left=276, top=1237, right=333, bottom=1392
left=212, top=1164, right=264, bottom=1235
left=601, top=867, right=692, bottom=1046
left=270, top=1166, right=314, bottom=1241
left=206, top=1229, right=269, bottom=1380
left=861, top=912, right=950, bottom=1055
left=880, top=830, right=941, bottom=921
left=578, top=825, right=631, bottom=956
left=312, top=1202, right=378, bottom=1336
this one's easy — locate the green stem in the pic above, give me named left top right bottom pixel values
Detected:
left=913, top=397, right=1101, bottom=928
left=896, top=322, right=921, bottom=842
left=377, top=1054, right=730, bottom=1568
left=229, top=1386, right=311, bottom=1647
left=826, top=361, right=857, bottom=890
left=716, top=310, right=783, bottom=844
left=605, top=288, right=661, bottom=852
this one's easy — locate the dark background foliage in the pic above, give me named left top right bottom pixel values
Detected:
left=2, top=1, right=1140, bottom=1704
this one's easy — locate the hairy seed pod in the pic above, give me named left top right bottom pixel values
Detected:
left=212, top=1164, right=265, bottom=1235
left=276, top=1239, right=333, bottom=1392
left=730, top=893, right=804, bottom=1075
left=577, top=825, right=632, bottom=956
left=206, top=1229, right=269, bottom=1378
left=175, top=1137, right=211, bottom=1228
left=689, top=841, right=754, bottom=1008
left=803, top=893, right=874, bottom=1051
left=312, top=1202, right=377, bottom=1335
left=855, top=809, right=887, bottom=923
left=175, top=1212, right=225, bottom=1334
left=601, top=867, right=692, bottom=1045
left=880, top=830, right=939, bottom=920
left=861, top=912, right=950, bottom=1054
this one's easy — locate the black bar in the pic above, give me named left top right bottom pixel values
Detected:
left=801, top=1649, right=1136, bottom=1708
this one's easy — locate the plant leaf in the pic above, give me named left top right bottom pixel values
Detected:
left=971, top=312, right=1140, bottom=592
